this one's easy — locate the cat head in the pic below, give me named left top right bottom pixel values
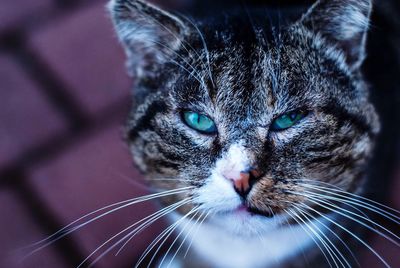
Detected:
left=109, top=0, right=379, bottom=235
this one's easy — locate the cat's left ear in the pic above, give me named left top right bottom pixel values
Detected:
left=108, top=0, right=189, bottom=78
left=299, top=0, right=372, bottom=71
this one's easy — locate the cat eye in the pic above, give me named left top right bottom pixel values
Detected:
left=182, top=111, right=217, bottom=134
left=271, top=110, right=308, bottom=131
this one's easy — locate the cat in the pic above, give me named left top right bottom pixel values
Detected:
left=101, top=0, right=399, bottom=267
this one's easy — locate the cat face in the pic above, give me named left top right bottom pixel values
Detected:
left=109, top=0, right=379, bottom=236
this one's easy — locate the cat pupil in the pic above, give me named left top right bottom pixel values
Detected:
left=289, top=113, right=297, bottom=120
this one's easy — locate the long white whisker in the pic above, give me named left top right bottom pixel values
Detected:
left=291, top=207, right=343, bottom=268
left=297, top=180, right=400, bottom=216
left=283, top=214, right=311, bottom=266
left=285, top=208, right=334, bottom=268
left=295, top=205, right=361, bottom=267
left=180, top=15, right=215, bottom=88
left=297, top=184, right=378, bottom=229
left=298, top=202, right=391, bottom=268
left=293, top=181, right=400, bottom=227
left=79, top=198, right=191, bottom=268
left=114, top=200, right=191, bottom=256
left=183, top=210, right=210, bottom=258
left=24, top=187, right=194, bottom=258
left=166, top=210, right=201, bottom=268
left=295, top=206, right=352, bottom=267
left=136, top=219, right=178, bottom=267
left=157, top=207, right=201, bottom=268
left=299, top=191, right=400, bottom=247
left=142, top=206, right=200, bottom=268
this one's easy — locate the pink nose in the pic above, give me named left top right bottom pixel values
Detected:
left=228, top=169, right=261, bottom=197
left=233, top=172, right=250, bottom=195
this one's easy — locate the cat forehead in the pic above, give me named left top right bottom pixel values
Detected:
left=173, top=36, right=321, bottom=113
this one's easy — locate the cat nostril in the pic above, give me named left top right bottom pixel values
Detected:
left=227, top=168, right=262, bottom=197
left=234, top=172, right=250, bottom=195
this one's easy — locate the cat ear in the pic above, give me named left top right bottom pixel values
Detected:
left=299, top=0, right=372, bottom=71
left=108, top=0, right=188, bottom=78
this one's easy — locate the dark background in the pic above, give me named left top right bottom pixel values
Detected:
left=0, top=0, right=398, bottom=267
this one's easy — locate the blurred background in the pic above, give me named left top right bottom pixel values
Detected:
left=0, top=0, right=398, bottom=267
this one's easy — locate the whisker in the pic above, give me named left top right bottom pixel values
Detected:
left=283, top=214, right=311, bottom=267
left=165, top=210, right=201, bottom=268
left=301, top=184, right=369, bottom=218
left=298, top=202, right=391, bottom=268
left=295, top=206, right=354, bottom=267
left=157, top=207, right=201, bottom=268
left=114, top=200, right=190, bottom=255
left=285, top=208, right=334, bottom=268
left=298, top=191, right=400, bottom=247
left=139, top=206, right=200, bottom=268
left=290, top=207, right=343, bottom=268
left=179, top=14, right=215, bottom=88
left=295, top=205, right=361, bottom=267
left=299, top=184, right=379, bottom=230
left=297, top=179, right=400, bottom=216
left=80, top=198, right=192, bottom=268
left=183, top=210, right=210, bottom=258
left=293, top=182, right=400, bottom=225
left=24, top=187, right=194, bottom=257
left=130, top=40, right=206, bottom=88
left=136, top=217, right=180, bottom=268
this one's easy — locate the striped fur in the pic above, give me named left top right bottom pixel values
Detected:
left=109, top=0, right=380, bottom=266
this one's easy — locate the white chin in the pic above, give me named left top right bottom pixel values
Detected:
left=170, top=210, right=319, bottom=268
left=207, top=209, right=286, bottom=237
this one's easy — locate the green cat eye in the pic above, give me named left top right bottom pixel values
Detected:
left=183, top=111, right=217, bottom=134
left=271, top=111, right=308, bottom=131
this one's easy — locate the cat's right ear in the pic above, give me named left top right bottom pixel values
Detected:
left=108, top=0, right=188, bottom=78
left=298, top=0, right=372, bottom=72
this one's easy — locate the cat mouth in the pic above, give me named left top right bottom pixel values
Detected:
left=234, top=204, right=274, bottom=218
left=247, top=206, right=274, bottom=218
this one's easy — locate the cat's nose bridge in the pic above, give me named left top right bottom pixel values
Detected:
left=217, top=143, right=253, bottom=176
left=228, top=129, right=265, bottom=152
left=216, top=141, right=261, bottom=196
